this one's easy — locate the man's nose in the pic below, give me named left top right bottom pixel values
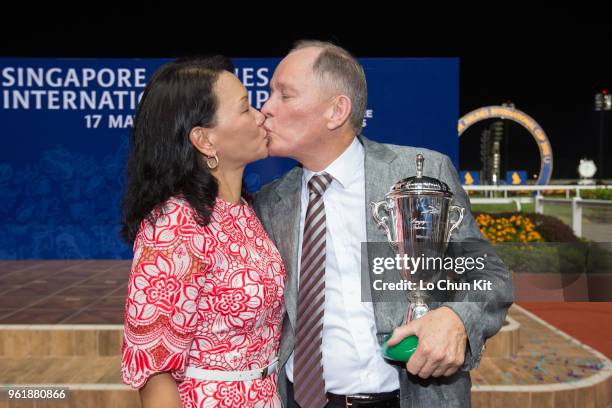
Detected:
left=261, top=98, right=273, bottom=118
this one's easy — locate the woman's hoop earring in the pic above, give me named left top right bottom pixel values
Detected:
left=206, top=154, right=219, bottom=169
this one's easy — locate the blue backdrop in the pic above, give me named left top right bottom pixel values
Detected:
left=0, top=58, right=458, bottom=259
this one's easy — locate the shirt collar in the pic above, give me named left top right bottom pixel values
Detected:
left=303, top=137, right=364, bottom=189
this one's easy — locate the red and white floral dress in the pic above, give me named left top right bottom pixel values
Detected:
left=121, top=196, right=285, bottom=408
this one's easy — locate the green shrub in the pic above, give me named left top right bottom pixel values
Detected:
left=581, top=188, right=612, bottom=200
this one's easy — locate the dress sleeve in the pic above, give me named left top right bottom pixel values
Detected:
left=121, top=231, right=201, bottom=389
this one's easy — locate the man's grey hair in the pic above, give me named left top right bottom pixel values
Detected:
left=291, top=40, right=367, bottom=133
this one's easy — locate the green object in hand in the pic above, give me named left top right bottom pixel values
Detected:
left=382, top=334, right=419, bottom=362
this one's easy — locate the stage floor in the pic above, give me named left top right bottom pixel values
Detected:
left=0, top=260, right=129, bottom=324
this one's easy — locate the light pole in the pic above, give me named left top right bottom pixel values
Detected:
left=501, top=101, right=514, bottom=177
left=594, top=90, right=611, bottom=179
left=480, top=127, right=491, bottom=186
left=491, top=121, right=504, bottom=187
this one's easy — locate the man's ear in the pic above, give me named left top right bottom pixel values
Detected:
left=326, top=95, right=352, bottom=131
left=189, top=127, right=216, bottom=157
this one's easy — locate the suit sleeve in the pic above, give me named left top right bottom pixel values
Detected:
left=437, top=155, right=514, bottom=370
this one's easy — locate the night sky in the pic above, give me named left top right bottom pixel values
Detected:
left=2, top=13, right=610, bottom=180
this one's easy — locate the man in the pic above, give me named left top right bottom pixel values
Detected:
left=254, top=40, right=513, bottom=408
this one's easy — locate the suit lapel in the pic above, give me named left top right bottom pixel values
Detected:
left=361, top=135, right=397, bottom=244
left=271, top=167, right=303, bottom=330
left=360, top=135, right=409, bottom=335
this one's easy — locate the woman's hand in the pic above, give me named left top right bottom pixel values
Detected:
left=139, top=372, right=181, bottom=408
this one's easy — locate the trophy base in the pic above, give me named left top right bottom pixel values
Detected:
left=381, top=334, right=419, bottom=363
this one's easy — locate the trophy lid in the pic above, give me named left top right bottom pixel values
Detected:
left=388, top=154, right=453, bottom=197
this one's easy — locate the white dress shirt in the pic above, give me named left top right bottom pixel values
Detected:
left=286, top=137, right=400, bottom=394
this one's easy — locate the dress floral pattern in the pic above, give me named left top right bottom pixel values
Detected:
left=121, top=196, right=285, bottom=408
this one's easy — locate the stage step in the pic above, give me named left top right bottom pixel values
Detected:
left=0, top=325, right=138, bottom=407
left=482, top=316, right=520, bottom=358
left=0, top=325, right=123, bottom=358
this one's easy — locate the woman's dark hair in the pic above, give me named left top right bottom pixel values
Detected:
left=121, top=55, right=237, bottom=244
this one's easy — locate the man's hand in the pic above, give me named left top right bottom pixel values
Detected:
left=386, top=306, right=467, bottom=379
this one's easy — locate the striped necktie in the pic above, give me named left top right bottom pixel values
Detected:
left=294, top=172, right=333, bottom=408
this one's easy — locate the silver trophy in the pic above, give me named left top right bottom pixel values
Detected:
left=371, top=154, right=464, bottom=361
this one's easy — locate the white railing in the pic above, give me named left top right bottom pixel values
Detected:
left=463, top=185, right=612, bottom=238
left=534, top=197, right=612, bottom=237
left=463, top=184, right=612, bottom=198
left=468, top=197, right=533, bottom=211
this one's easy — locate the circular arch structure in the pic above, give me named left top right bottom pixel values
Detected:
left=458, top=106, right=553, bottom=185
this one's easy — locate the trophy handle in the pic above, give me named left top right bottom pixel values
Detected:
left=371, top=200, right=397, bottom=247
left=448, top=205, right=465, bottom=238
left=406, top=300, right=429, bottom=322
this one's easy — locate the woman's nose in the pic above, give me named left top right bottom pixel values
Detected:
left=255, top=109, right=265, bottom=126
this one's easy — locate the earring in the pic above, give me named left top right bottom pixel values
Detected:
left=206, top=154, right=219, bottom=169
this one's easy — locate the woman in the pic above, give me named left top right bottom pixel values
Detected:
left=120, top=56, right=285, bottom=408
